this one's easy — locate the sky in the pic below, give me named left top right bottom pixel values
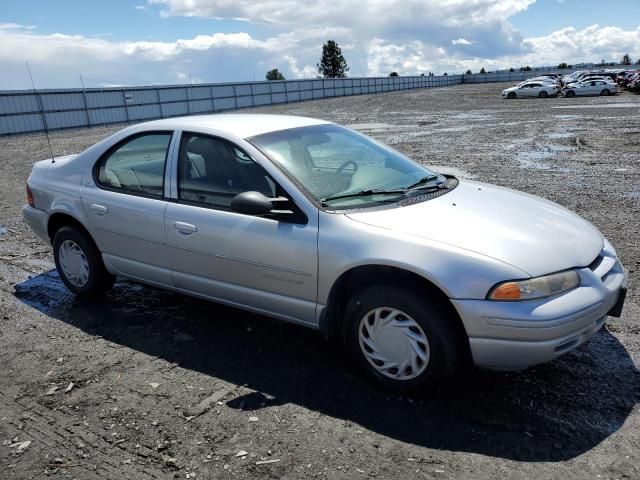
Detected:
left=1, top=0, right=639, bottom=89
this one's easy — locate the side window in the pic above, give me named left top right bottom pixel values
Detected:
left=178, top=133, right=276, bottom=209
left=96, top=132, right=172, bottom=197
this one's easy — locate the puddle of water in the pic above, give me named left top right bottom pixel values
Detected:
left=437, top=126, right=471, bottom=133
left=553, top=103, right=639, bottom=110
left=0, top=225, right=6, bottom=237
left=546, top=132, right=573, bottom=139
left=624, top=191, right=640, bottom=199
left=516, top=138, right=578, bottom=170
left=453, top=112, right=494, bottom=120
left=517, top=151, right=553, bottom=170
left=14, top=270, right=70, bottom=314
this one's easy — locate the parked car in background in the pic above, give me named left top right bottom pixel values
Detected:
left=562, top=79, right=618, bottom=97
left=502, top=81, right=560, bottom=98
left=528, top=76, right=562, bottom=85
left=22, top=114, right=626, bottom=392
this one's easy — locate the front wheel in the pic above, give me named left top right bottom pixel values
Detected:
left=538, top=91, right=549, bottom=98
left=600, top=89, right=611, bottom=96
left=507, top=92, right=516, bottom=99
left=343, top=286, right=462, bottom=393
left=53, top=226, right=115, bottom=296
left=565, top=90, right=576, bottom=98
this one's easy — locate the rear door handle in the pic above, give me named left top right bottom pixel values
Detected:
left=173, top=222, right=198, bottom=235
left=90, top=204, right=108, bottom=216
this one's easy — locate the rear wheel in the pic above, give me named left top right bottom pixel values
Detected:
left=53, top=226, right=115, bottom=296
left=343, top=285, right=461, bottom=393
left=565, top=90, right=576, bottom=98
left=538, top=91, right=549, bottom=98
left=600, top=89, right=611, bottom=96
left=507, top=92, right=516, bottom=99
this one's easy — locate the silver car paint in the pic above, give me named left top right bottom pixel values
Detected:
left=23, top=114, right=626, bottom=370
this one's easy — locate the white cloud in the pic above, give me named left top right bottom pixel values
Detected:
left=1, top=3, right=639, bottom=89
left=0, top=22, right=37, bottom=30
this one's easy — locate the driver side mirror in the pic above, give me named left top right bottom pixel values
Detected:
left=231, top=191, right=294, bottom=217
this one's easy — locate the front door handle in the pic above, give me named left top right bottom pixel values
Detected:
left=90, top=204, right=108, bottom=216
left=173, top=222, right=198, bottom=235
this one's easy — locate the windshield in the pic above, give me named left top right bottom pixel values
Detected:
left=248, top=124, right=441, bottom=209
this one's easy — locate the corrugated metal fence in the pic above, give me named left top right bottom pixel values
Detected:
left=0, top=75, right=461, bottom=135
left=1, top=65, right=632, bottom=135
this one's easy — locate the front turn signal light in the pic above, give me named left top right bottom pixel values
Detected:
left=26, top=184, right=35, bottom=208
left=488, top=270, right=580, bottom=301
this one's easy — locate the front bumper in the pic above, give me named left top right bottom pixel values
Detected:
left=452, top=243, right=626, bottom=370
left=22, top=204, right=50, bottom=243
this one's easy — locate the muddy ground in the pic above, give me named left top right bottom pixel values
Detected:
left=0, top=82, right=639, bottom=479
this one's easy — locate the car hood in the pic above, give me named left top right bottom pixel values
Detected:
left=346, top=180, right=603, bottom=277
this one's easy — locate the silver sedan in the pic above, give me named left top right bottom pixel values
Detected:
left=23, top=114, right=627, bottom=392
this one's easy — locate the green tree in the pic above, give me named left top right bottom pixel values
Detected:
left=465, top=69, right=472, bottom=74
left=621, top=53, right=632, bottom=65
left=265, top=68, right=285, bottom=81
left=519, top=65, right=532, bottom=72
left=557, top=62, right=568, bottom=69
left=389, top=71, right=399, bottom=77
left=443, top=72, right=448, bottom=76
left=480, top=67, right=486, bottom=74
left=317, top=40, right=349, bottom=78
left=509, top=67, right=515, bottom=72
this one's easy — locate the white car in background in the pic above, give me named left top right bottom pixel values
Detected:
left=563, top=80, right=618, bottom=97
left=502, top=81, right=560, bottom=99
left=529, top=76, right=561, bottom=85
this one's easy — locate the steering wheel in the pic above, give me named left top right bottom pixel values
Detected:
left=336, top=160, right=358, bottom=176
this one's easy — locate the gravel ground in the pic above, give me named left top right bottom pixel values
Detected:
left=0, top=82, right=639, bottom=479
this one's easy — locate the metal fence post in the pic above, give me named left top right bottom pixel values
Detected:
left=122, top=90, right=131, bottom=123
left=156, top=89, right=163, bottom=118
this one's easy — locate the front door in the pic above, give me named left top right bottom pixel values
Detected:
left=81, top=131, right=174, bottom=286
left=164, top=132, right=318, bottom=326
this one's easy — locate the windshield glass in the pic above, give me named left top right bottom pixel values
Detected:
left=248, top=124, right=440, bottom=208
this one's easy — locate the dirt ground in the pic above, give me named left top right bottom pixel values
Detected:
left=0, top=82, right=639, bottom=479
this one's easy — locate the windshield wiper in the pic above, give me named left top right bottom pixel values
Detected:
left=321, top=189, right=407, bottom=205
left=405, top=174, right=442, bottom=191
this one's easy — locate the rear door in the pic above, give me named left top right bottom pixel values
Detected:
left=164, top=132, right=319, bottom=325
left=81, top=131, right=176, bottom=286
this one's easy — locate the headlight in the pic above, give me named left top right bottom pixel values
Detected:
left=488, top=270, right=580, bottom=301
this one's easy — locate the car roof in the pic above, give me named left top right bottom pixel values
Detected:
left=138, top=114, right=330, bottom=139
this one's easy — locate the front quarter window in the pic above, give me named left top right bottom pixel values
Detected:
left=249, top=124, right=440, bottom=209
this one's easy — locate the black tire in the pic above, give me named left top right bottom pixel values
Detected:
left=507, top=92, right=516, bottom=99
left=538, top=91, right=549, bottom=98
left=600, top=89, right=610, bottom=96
left=343, top=285, right=462, bottom=393
left=53, top=226, right=115, bottom=296
left=565, top=90, right=576, bottom=98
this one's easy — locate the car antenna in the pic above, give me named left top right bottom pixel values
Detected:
left=26, top=61, right=55, bottom=163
